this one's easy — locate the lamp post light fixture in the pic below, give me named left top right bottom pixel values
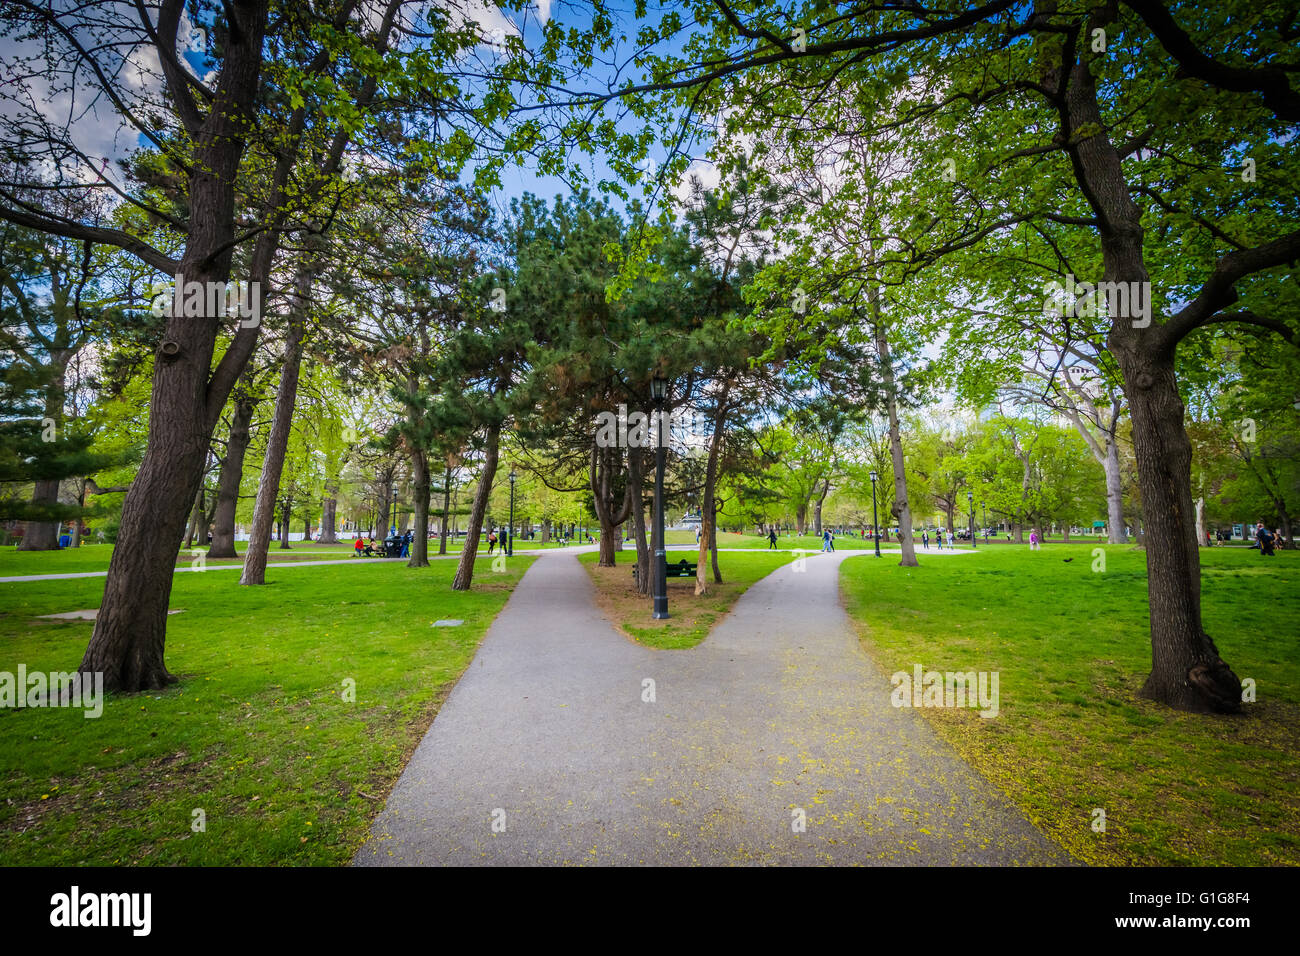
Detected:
left=507, top=470, right=517, bottom=557
left=651, top=374, right=669, bottom=619
left=869, top=470, right=881, bottom=558
left=968, top=490, right=976, bottom=550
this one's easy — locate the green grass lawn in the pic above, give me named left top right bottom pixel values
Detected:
left=0, top=539, right=579, bottom=578
left=579, top=548, right=796, bottom=649
left=0, top=553, right=532, bottom=865
left=839, top=543, right=1300, bottom=866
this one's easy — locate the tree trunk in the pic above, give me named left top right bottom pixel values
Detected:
left=1117, top=352, right=1240, bottom=713
left=452, top=423, right=500, bottom=590
left=795, top=504, right=807, bottom=536
left=696, top=383, right=730, bottom=595
left=183, top=485, right=204, bottom=549
left=439, top=466, right=451, bottom=555
left=874, top=317, right=917, bottom=567
left=709, top=506, right=722, bottom=583
left=208, top=385, right=256, bottom=558
left=1276, top=502, right=1294, bottom=550
left=72, top=483, right=85, bottom=547
left=318, top=491, right=338, bottom=544
left=19, top=356, right=70, bottom=551
left=278, top=500, right=292, bottom=549
left=813, top=481, right=827, bottom=538
left=408, top=450, right=430, bottom=567
left=18, top=480, right=62, bottom=550
left=630, top=456, right=651, bottom=597
left=78, top=0, right=269, bottom=693
left=1058, top=52, right=1239, bottom=713
left=240, top=269, right=308, bottom=584
left=1104, top=440, right=1128, bottom=544
left=591, top=442, right=632, bottom=567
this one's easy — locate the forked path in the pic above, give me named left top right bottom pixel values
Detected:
left=354, top=550, right=1070, bottom=865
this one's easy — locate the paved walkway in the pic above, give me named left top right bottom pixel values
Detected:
left=354, top=549, right=1067, bottom=866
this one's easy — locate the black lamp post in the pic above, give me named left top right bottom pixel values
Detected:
left=651, top=374, right=669, bottom=619
left=507, top=470, right=516, bottom=557
left=968, top=490, right=976, bottom=549
left=869, top=470, right=881, bottom=558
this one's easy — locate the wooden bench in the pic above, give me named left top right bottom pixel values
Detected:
left=632, top=558, right=698, bottom=581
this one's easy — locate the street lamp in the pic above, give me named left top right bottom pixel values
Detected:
left=869, top=470, right=881, bottom=558
left=508, top=470, right=516, bottom=557
left=968, top=490, right=976, bottom=550
left=651, top=374, right=669, bottom=619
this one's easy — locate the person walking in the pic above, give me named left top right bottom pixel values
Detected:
left=828, top=529, right=836, bottom=552
left=487, top=529, right=497, bottom=556
left=936, top=529, right=944, bottom=551
left=1029, top=528, right=1040, bottom=551
left=1256, top=522, right=1275, bottom=556
left=768, top=527, right=778, bottom=550
left=922, top=529, right=929, bottom=550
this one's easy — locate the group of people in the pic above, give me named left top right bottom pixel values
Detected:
left=1255, top=522, right=1281, bottom=556
left=352, top=531, right=413, bottom=558
left=920, top=529, right=957, bottom=550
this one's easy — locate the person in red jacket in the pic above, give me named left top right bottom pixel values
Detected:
left=354, top=536, right=364, bottom=556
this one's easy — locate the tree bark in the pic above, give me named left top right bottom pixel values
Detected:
left=241, top=267, right=309, bottom=585
left=696, top=382, right=730, bottom=595
left=318, top=491, right=338, bottom=544
left=208, top=386, right=256, bottom=557
left=19, top=354, right=71, bottom=551
left=591, top=442, right=632, bottom=567
left=874, top=315, right=917, bottom=567
left=183, top=485, right=204, bottom=549
left=1104, top=439, right=1128, bottom=544
left=452, top=422, right=500, bottom=590
left=278, top=499, right=292, bottom=549
left=629, top=452, right=651, bottom=596
left=78, top=0, right=270, bottom=693
left=1116, top=351, right=1241, bottom=712
left=18, top=480, right=62, bottom=550
left=438, top=466, right=451, bottom=555
left=408, top=449, right=430, bottom=568
left=1055, top=54, right=1240, bottom=713
left=813, top=478, right=828, bottom=538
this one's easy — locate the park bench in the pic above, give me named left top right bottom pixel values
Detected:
left=632, top=558, right=698, bottom=582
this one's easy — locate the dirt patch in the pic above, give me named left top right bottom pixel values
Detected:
left=582, top=560, right=743, bottom=647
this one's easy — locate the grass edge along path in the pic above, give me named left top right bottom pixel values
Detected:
left=838, top=544, right=1300, bottom=867
left=0, top=554, right=534, bottom=865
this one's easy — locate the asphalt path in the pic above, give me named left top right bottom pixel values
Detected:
left=354, top=547, right=1067, bottom=866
